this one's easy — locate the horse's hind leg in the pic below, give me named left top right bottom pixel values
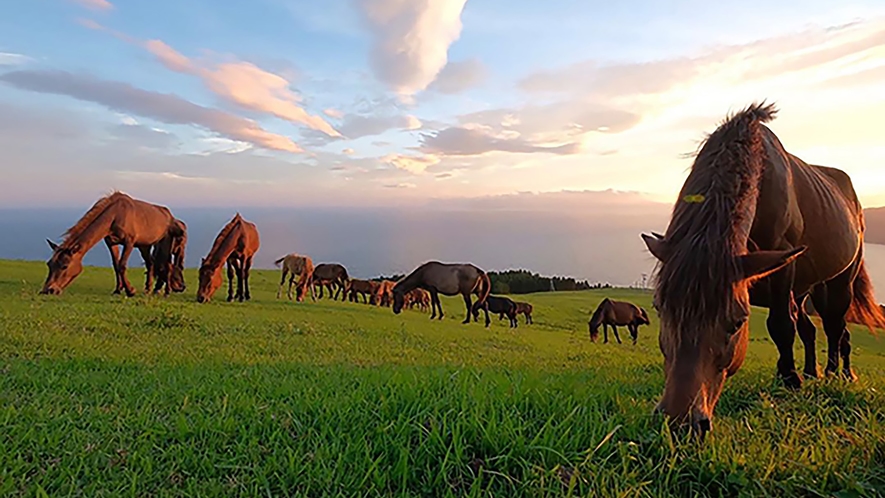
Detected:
left=795, top=293, right=820, bottom=379
left=765, top=267, right=803, bottom=389
left=243, top=256, right=253, bottom=301
left=818, top=268, right=856, bottom=381
left=278, top=267, right=288, bottom=299
left=463, top=293, right=476, bottom=324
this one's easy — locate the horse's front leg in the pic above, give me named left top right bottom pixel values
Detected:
left=104, top=238, right=124, bottom=294
left=226, top=259, right=237, bottom=302
left=242, top=256, right=253, bottom=301
left=612, top=325, right=622, bottom=344
left=766, top=267, right=802, bottom=389
left=117, top=241, right=137, bottom=297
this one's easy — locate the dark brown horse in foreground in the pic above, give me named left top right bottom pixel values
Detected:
left=197, top=214, right=260, bottom=303
left=588, top=298, right=649, bottom=345
left=392, top=261, right=491, bottom=324
left=473, top=295, right=518, bottom=327
left=149, top=218, right=187, bottom=296
left=642, top=103, right=885, bottom=436
left=312, top=263, right=349, bottom=300
left=41, top=192, right=187, bottom=296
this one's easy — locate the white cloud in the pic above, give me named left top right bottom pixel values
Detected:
left=430, top=58, right=487, bottom=94
left=381, top=153, right=440, bottom=174
left=0, top=52, right=32, bottom=66
left=355, top=0, right=468, bottom=97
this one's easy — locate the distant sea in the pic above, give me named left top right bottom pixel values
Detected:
left=2, top=207, right=885, bottom=296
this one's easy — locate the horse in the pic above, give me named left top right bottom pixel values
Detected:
left=392, top=261, right=491, bottom=325
left=374, top=280, right=396, bottom=307
left=345, top=279, right=377, bottom=304
left=588, top=298, right=649, bottom=345
left=149, top=218, right=187, bottom=296
left=196, top=213, right=260, bottom=303
left=312, top=263, right=349, bottom=300
left=500, top=301, right=533, bottom=324
left=641, top=102, right=885, bottom=436
left=473, top=295, right=518, bottom=328
left=405, top=288, right=430, bottom=312
left=274, top=253, right=314, bottom=302
left=41, top=191, right=187, bottom=297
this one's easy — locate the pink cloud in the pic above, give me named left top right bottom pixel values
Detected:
left=143, top=40, right=341, bottom=137
left=71, top=0, right=113, bottom=11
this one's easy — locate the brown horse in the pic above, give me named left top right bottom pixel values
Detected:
left=500, top=301, right=533, bottom=324
left=473, top=295, right=518, bottom=327
left=642, top=102, right=885, bottom=435
left=41, top=191, right=187, bottom=296
left=405, top=288, right=430, bottom=311
left=312, top=263, right=349, bottom=300
left=149, top=218, right=187, bottom=296
left=588, top=298, right=649, bottom=345
left=374, top=280, right=396, bottom=307
left=197, top=213, right=260, bottom=303
left=275, top=253, right=314, bottom=302
left=392, top=261, right=491, bottom=324
left=345, top=279, right=378, bottom=304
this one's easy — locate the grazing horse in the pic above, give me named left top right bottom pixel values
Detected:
left=41, top=191, right=187, bottom=296
left=474, top=295, right=518, bottom=328
left=500, top=301, right=533, bottom=324
left=275, top=253, right=315, bottom=302
left=374, top=280, right=396, bottom=307
left=641, top=102, right=885, bottom=436
left=392, top=261, right=491, bottom=325
left=345, top=279, right=378, bottom=304
left=312, top=263, right=349, bottom=300
left=405, top=288, right=430, bottom=312
left=588, top=298, right=649, bottom=345
left=149, top=218, right=187, bottom=296
left=196, top=214, right=260, bottom=303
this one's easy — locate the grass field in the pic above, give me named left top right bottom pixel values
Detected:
left=1, top=259, right=884, bottom=497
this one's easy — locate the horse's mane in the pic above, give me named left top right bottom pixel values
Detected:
left=205, top=213, right=242, bottom=263
left=589, top=298, right=611, bottom=327
left=654, top=102, right=776, bottom=339
left=61, top=191, right=129, bottom=248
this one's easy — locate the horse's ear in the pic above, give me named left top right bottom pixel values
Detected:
left=642, top=233, right=669, bottom=262
left=738, top=246, right=806, bottom=282
left=47, top=239, right=59, bottom=251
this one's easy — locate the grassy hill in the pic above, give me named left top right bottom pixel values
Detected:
left=1, top=260, right=884, bottom=496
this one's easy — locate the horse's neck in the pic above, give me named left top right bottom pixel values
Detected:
left=67, top=210, right=116, bottom=256
left=399, top=271, right=423, bottom=292
left=207, top=228, right=239, bottom=268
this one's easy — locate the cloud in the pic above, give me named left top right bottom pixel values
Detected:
left=302, top=113, right=423, bottom=144
left=70, top=0, right=113, bottom=10
left=324, top=108, right=344, bottom=119
left=143, top=40, right=340, bottom=137
left=0, top=69, right=301, bottom=153
left=355, top=0, right=468, bottom=97
left=384, top=182, right=417, bottom=189
left=109, top=123, right=178, bottom=150
left=430, top=58, right=487, bottom=94
left=420, top=126, right=582, bottom=156
left=342, top=148, right=355, bottom=155
left=381, top=153, right=440, bottom=174
left=0, top=52, right=32, bottom=66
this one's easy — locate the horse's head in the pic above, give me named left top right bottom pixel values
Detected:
left=168, top=264, right=186, bottom=293
left=391, top=284, right=405, bottom=314
left=40, top=239, right=83, bottom=295
left=588, top=319, right=600, bottom=342
left=644, top=232, right=805, bottom=436
left=637, top=307, right=650, bottom=325
left=196, top=258, right=222, bottom=303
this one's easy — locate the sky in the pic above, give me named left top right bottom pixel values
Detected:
left=2, top=0, right=885, bottom=209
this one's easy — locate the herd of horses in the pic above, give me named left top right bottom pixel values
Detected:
left=37, top=102, right=885, bottom=437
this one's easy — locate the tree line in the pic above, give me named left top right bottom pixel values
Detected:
left=372, top=269, right=611, bottom=295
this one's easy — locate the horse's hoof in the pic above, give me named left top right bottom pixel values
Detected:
left=781, top=371, right=803, bottom=390
left=842, top=369, right=858, bottom=382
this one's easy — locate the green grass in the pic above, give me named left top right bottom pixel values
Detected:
left=1, top=259, right=884, bottom=497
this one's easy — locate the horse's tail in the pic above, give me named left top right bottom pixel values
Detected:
left=846, top=260, right=885, bottom=334
left=476, top=271, right=491, bottom=305
left=274, top=255, right=287, bottom=267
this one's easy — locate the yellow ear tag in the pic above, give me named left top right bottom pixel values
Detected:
left=683, top=194, right=705, bottom=204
